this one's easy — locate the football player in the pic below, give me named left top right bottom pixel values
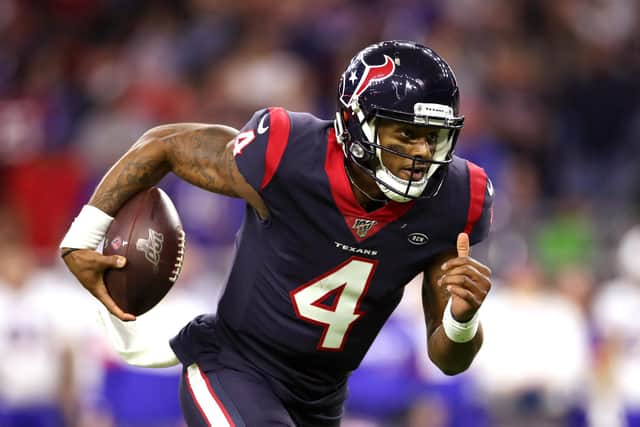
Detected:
left=61, top=40, right=493, bottom=426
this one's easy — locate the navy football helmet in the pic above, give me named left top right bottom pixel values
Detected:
left=335, top=40, right=464, bottom=202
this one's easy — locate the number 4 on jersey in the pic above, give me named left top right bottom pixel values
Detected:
left=290, top=257, right=377, bottom=351
left=232, top=130, right=256, bottom=156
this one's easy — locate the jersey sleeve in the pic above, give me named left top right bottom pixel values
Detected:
left=233, top=107, right=292, bottom=193
left=463, top=161, right=494, bottom=245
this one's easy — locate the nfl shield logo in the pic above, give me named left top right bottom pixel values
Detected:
left=352, top=218, right=377, bottom=238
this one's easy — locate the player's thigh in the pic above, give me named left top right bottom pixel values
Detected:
left=179, top=363, right=295, bottom=427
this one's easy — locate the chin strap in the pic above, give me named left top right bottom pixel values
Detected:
left=345, top=165, right=388, bottom=203
left=378, top=180, right=413, bottom=202
left=374, top=163, right=427, bottom=203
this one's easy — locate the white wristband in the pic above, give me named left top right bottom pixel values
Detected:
left=60, top=205, right=114, bottom=250
left=442, top=298, right=480, bottom=343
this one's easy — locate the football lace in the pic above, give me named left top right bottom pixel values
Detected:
left=169, top=227, right=186, bottom=283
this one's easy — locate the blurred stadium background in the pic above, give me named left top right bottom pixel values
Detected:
left=1, top=0, right=640, bottom=426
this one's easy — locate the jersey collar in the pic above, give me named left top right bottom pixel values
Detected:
left=325, top=129, right=415, bottom=242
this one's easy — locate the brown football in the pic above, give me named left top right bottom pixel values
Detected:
left=103, top=187, right=185, bottom=316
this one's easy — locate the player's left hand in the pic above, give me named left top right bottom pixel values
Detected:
left=439, top=233, right=492, bottom=322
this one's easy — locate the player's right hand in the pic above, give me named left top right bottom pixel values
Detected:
left=439, top=233, right=492, bottom=322
left=62, top=249, right=136, bottom=322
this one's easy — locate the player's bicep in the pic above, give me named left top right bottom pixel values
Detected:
left=156, top=123, right=236, bottom=194
left=421, top=250, right=456, bottom=337
left=155, top=124, right=267, bottom=216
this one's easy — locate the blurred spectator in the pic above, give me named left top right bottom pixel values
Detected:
left=592, top=225, right=640, bottom=426
left=214, top=29, right=317, bottom=115
left=471, top=262, right=590, bottom=427
left=0, top=209, right=77, bottom=427
left=3, top=153, right=87, bottom=261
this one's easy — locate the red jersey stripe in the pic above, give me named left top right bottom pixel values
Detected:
left=260, top=107, right=291, bottom=190
left=464, top=161, right=487, bottom=235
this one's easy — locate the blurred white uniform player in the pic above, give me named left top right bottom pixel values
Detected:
left=592, top=225, right=640, bottom=424
left=470, top=263, right=590, bottom=425
left=0, top=240, right=81, bottom=427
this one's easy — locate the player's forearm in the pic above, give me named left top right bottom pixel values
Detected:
left=88, top=130, right=171, bottom=215
left=427, top=324, right=483, bottom=375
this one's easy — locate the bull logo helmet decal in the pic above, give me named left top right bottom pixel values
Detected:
left=340, top=55, right=396, bottom=107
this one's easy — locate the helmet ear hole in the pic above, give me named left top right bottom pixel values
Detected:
left=350, top=142, right=366, bottom=159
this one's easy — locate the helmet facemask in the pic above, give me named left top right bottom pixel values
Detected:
left=336, top=101, right=463, bottom=202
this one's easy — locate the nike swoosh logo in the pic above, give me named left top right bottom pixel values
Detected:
left=257, top=115, right=269, bottom=134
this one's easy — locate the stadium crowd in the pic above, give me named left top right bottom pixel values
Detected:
left=1, top=0, right=639, bottom=426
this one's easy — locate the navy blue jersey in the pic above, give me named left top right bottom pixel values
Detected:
left=171, top=107, right=493, bottom=402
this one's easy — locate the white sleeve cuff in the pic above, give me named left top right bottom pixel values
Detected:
left=97, top=307, right=179, bottom=368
